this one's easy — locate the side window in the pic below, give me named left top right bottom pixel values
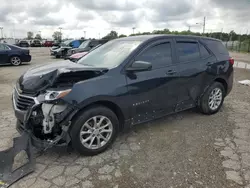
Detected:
left=90, top=41, right=98, bottom=47
left=135, top=42, right=172, bottom=69
left=177, top=42, right=200, bottom=62
left=0, top=44, right=5, bottom=50
left=200, top=44, right=210, bottom=58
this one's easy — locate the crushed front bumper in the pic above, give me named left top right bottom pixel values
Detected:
left=0, top=132, right=35, bottom=188
left=0, top=96, right=78, bottom=187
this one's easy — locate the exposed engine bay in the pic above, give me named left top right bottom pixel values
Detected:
left=30, top=103, right=69, bottom=140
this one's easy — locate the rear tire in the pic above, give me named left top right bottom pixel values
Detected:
left=10, top=56, right=22, bottom=66
left=70, top=105, right=119, bottom=156
left=199, top=82, right=225, bottom=114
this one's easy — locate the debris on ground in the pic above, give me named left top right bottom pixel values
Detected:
left=238, top=80, right=250, bottom=86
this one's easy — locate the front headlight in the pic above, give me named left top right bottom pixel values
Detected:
left=44, top=89, right=71, bottom=101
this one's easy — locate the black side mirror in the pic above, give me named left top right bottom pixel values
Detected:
left=126, top=61, right=152, bottom=72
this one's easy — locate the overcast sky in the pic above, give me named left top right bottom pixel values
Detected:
left=0, top=0, right=250, bottom=39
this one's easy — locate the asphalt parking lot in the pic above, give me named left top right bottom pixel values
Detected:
left=1, top=48, right=250, bottom=188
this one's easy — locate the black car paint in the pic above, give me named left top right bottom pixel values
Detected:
left=0, top=44, right=31, bottom=65
left=14, top=35, right=233, bottom=141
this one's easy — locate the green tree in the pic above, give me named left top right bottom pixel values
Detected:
left=27, top=31, right=34, bottom=39
left=52, top=31, right=62, bottom=41
left=102, top=31, right=118, bottom=40
left=118, top=34, right=127, bottom=38
left=35, top=34, right=42, bottom=40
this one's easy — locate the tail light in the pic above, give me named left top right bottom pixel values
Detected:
left=229, top=57, right=234, bottom=65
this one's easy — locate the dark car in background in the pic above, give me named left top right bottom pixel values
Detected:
left=16, top=40, right=30, bottom=48
left=13, top=35, right=233, bottom=156
left=50, top=39, right=85, bottom=58
left=30, top=40, right=42, bottom=47
left=0, top=43, right=31, bottom=66
left=66, top=39, right=109, bottom=57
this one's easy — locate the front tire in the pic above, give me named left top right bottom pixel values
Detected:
left=70, top=106, right=119, bottom=155
left=10, top=56, right=22, bottom=66
left=199, top=82, right=225, bottom=114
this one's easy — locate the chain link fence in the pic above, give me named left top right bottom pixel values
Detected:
left=222, top=40, right=250, bottom=53
left=206, top=31, right=250, bottom=53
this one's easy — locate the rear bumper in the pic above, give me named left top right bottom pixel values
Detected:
left=21, top=55, right=31, bottom=62
left=226, top=68, right=234, bottom=96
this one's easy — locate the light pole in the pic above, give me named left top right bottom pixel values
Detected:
left=38, top=30, right=41, bottom=39
left=196, top=16, right=206, bottom=34
left=0, top=27, right=3, bottom=39
left=132, top=27, right=136, bottom=34
left=58, top=27, right=62, bottom=41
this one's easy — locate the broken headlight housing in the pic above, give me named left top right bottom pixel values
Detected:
left=44, top=89, right=71, bottom=101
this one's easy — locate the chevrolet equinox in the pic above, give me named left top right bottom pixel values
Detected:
left=13, top=35, right=234, bottom=155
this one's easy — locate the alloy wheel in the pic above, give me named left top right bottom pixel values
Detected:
left=79, top=115, right=113, bottom=150
left=11, top=57, right=21, bottom=66
left=208, top=88, right=222, bottom=110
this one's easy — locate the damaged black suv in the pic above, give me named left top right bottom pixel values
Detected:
left=13, top=35, right=233, bottom=155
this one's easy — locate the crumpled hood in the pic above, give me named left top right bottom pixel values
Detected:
left=18, top=60, right=108, bottom=94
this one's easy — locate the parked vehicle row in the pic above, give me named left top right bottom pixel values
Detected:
left=0, top=43, right=31, bottom=65
left=12, top=35, right=234, bottom=156
left=14, top=40, right=60, bottom=48
left=50, top=39, right=85, bottom=58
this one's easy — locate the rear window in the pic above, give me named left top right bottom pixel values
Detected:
left=202, top=39, right=229, bottom=55
left=200, top=44, right=210, bottom=58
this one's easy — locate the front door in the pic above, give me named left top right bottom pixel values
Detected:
left=0, top=44, right=9, bottom=64
left=125, top=39, right=180, bottom=124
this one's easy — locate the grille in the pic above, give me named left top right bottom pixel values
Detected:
left=14, top=88, right=36, bottom=111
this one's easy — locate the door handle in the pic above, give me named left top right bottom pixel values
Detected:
left=166, top=70, right=177, bottom=75
left=206, top=62, right=213, bottom=66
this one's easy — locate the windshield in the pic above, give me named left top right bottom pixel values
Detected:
left=60, top=40, right=73, bottom=46
left=78, top=40, right=142, bottom=68
left=79, top=40, right=90, bottom=48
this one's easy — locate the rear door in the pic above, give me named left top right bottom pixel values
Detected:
left=0, top=44, right=9, bottom=64
left=175, top=38, right=217, bottom=110
left=126, top=39, right=180, bottom=123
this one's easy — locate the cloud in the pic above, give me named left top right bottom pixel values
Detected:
left=31, top=16, right=65, bottom=26
left=76, top=11, right=96, bottom=21
left=210, top=0, right=250, bottom=10
left=100, top=11, right=141, bottom=27
left=1, top=0, right=250, bottom=38
left=71, top=0, right=139, bottom=11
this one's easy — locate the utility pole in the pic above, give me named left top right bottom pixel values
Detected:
left=99, top=33, right=100, bottom=39
left=188, top=25, right=191, bottom=32
left=220, top=28, right=223, bottom=40
left=203, top=16, right=206, bottom=34
left=84, top=31, right=86, bottom=38
left=0, top=27, right=3, bottom=39
left=196, top=16, right=206, bottom=35
left=132, top=27, right=135, bottom=34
